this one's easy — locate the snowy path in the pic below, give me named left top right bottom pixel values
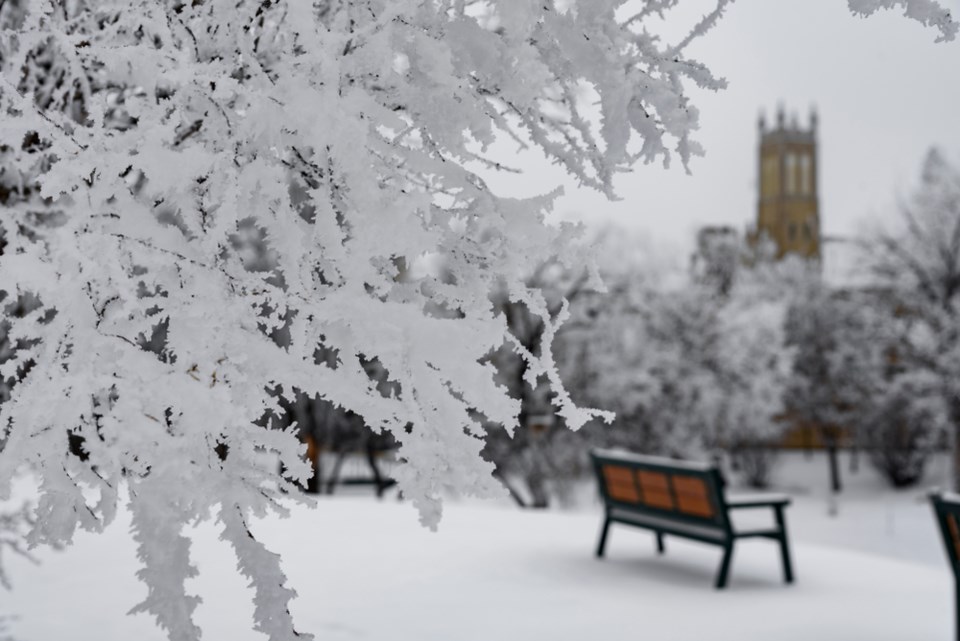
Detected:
left=2, top=495, right=953, bottom=641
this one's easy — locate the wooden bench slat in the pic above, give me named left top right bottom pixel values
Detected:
left=637, top=470, right=675, bottom=510
left=601, top=465, right=641, bottom=504
left=673, top=475, right=715, bottom=518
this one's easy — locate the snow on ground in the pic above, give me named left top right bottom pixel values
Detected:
left=1, top=452, right=956, bottom=640
left=753, top=451, right=952, bottom=568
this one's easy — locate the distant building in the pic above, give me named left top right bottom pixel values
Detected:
left=750, top=106, right=821, bottom=260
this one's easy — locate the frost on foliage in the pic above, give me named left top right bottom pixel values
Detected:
left=866, top=149, right=960, bottom=388
left=0, top=0, right=735, bottom=636
left=128, top=488, right=202, bottom=641
left=848, top=0, right=958, bottom=41
left=561, top=232, right=804, bottom=462
left=219, top=505, right=306, bottom=641
left=864, top=149, right=960, bottom=487
left=869, top=149, right=960, bottom=313
left=715, top=275, right=794, bottom=447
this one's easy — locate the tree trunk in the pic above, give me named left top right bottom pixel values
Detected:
left=827, top=441, right=842, bottom=494
left=952, top=401, right=960, bottom=492
left=526, top=473, right=550, bottom=509
left=493, top=471, right=528, bottom=508
left=524, top=447, right=550, bottom=509
left=729, top=446, right=741, bottom=472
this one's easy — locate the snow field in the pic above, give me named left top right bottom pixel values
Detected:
left=2, top=468, right=955, bottom=641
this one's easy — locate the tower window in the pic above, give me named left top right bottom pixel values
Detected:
left=762, top=156, right=778, bottom=196
left=788, top=223, right=797, bottom=241
left=785, top=153, right=797, bottom=194
left=800, top=154, right=812, bottom=195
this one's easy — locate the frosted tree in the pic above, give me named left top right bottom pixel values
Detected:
left=690, top=226, right=741, bottom=297
left=864, top=364, right=947, bottom=487
left=560, top=232, right=799, bottom=484
left=865, top=148, right=960, bottom=489
left=561, top=285, right=675, bottom=455
left=559, top=233, right=727, bottom=460
left=712, top=255, right=802, bottom=488
left=0, top=2, right=734, bottom=637
left=0, top=1, right=955, bottom=640
left=785, top=284, right=866, bottom=495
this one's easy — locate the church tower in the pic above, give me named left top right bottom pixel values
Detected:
left=755, top=106, right=820, bottom=259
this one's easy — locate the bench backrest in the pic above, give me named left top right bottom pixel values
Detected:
left=931, top=492, right=960, bottom=577
left=591, top=448, right=731, bottom=532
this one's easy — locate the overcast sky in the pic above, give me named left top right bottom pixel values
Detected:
left=484, top=0, right=960, bottom=263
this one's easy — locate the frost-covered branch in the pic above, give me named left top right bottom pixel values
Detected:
left=848, top=0, right=958, bottom=42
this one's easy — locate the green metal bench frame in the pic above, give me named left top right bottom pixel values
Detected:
left=931, top=491, right=960, bottom=641
left=591, top=448, right=794, bottom=589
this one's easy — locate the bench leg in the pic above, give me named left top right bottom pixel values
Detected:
left=774, top=506, right=794, bottom=584
left=596, top=517, right=611, bottom=558
left=715, top=543, right=734, bottom=589
left=655, top=532, right=665, bottom=554
left=955, top=577, right=959, bottom=641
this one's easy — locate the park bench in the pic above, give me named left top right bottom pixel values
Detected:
left=591, top=448, right=794, bottom=589
left=931, top=491, right=960, bottom=641
left=302, top=433, right=397, bottom=496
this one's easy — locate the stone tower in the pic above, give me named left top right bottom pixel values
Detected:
left=755, top=106, right=820, bottom=259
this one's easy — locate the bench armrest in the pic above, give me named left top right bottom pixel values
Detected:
left=725, top=493, right=791, bottom=509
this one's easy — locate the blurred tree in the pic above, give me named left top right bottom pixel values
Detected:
left=691, top=226, right=741, bottom=297
left=865, top=149, right=960, bottom=489
left=560, top=231, right=798, bottom=489
left=785, top=288, right=864, bottom=496
left=714, top=263, right=797, bottom=488
left=483, top=260, right=594, bottom=508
